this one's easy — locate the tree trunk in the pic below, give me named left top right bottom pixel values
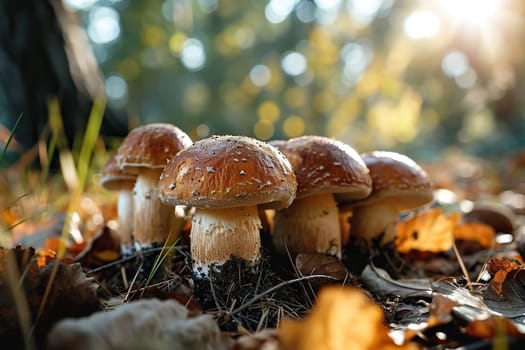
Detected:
left=0, top=0, right=126, bottom=154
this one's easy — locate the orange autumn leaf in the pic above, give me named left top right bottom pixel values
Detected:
left=36, top=249, right=56, bottom=268
left=487, top=257, right=525, bottom=298
left=395, top=208, right=461, bottom=254
left=279, top=286, right=419, bottom=350
left=453, top=222, right=496, bottom=249
left=465, top=316, right=525, bottom=340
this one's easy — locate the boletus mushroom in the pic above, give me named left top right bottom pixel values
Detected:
left=99, top=153, right=137, bottom=255
left=270, top=136, right=372, bottom=259
left=158, top=135, right=297, bottom=275
left=349, top=151, right=434, bottom=244
left=115, top=123, right=192, bottom=249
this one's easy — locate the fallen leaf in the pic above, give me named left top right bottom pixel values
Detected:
left=279, top=286, right=419, bottom=350
left=75, top=226, right=121, bottom=268
left=465, top=316, right=525, bottom=340
left=47, top=299, right=232, bottom=350
left=395, top=208, right=460, bottom=254
left=295, top=252, right=349, bottom=288
left=486, top=257, right=525, bottom=299
left=0, top=246, right=101, bottom=348
left=453, top=222, right=495, bottom=249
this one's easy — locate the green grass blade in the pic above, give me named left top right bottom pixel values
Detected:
left=0, top=112, right=23, bottom=162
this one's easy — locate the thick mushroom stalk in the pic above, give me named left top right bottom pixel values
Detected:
left=269, top=136, right=372, bottom=259
left=273, top=193, right=341, bottom=258
left=117, top=190, right=134, bottom=253
left=348, top=201, right=401, bottom=244
left=191, top=206, right=262, bottom=272
left=115, top=123, right=193, bottom=248
left=349, top=151, right=434, bottom=245
left=133, top=168, right=176, bottom=247
left=158, top=135, right=298, bottom=276
left=99, top=153, right=137, bottom=254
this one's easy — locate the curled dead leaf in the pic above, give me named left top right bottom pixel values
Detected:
left=0, top=246, right=101, bottom=348
left=295, top=252, right=349, bottom=288
left=279, top=286, right=419, bottom=350
left=395, top=208, right=460, bottom=254
left=487, top=257, right=525, bottom=300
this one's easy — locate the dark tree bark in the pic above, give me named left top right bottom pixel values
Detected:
left=0, top=0, right=126, bottom=153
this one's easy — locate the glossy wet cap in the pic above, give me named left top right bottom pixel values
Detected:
left=269, top=136, right=372, bottom=201
left=116, top=123, right=193, bottom=173
left=159, top=135, right=297, bottom=210
left=99, top=153, right=137, bottom=191
left=357, top=151, right=434, bottom=210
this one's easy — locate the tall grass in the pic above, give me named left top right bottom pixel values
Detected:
left=34, top=96, right=106, bottom=329
left=0, top=112, right=23, bottom=163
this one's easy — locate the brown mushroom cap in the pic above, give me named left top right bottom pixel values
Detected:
left=269, top=136, right=372, bottom=201
left=99, top=154, right=137, bottom=191
left=356, top=151, right=434, bottom=210
left=116, top=123, right=193, bottom=173
left=159, top=135, right=297, bottom=210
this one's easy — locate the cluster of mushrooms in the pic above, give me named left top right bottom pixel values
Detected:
left=100, top=123, right=434, bottom=276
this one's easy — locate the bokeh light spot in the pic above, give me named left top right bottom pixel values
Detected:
left=141, top=26, right=166, bottom=47
left=281, top=52, right=307, bottom=77
left=258, top=101, right=281, bottom=122
left=88, top=6, right=121, bottom=44
left=442, top=51, right=469, bottom=77
left=283, top=115, right=305, bottom=137
left=181, top=38, right=206, bottom=71
left=404, top=11, right=440, bottom=39
left=254, top=120, right=275, bottom=140
left=105, top=74, right=128, bottom=108
left=169, top=32, right=188, bottom=55
left=265, top=0, right=298, bottom=24
left=196, top=124, right=210, bottom=138
left=250, top=65, right=272, bottom=87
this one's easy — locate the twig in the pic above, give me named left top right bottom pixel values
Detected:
left=452, top=240, right=472, bottom=289
left=228, top=274, right=337, bottom=316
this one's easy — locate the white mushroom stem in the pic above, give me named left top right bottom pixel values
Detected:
left=191, top=206, right=262, bottom=273
left=272, top=193, right=342, bottom=258
left=350, top=201, right=401, bottom=243
left=117, top=190, right=134, bottom=253
left=133, top=168, right=176, bottom=248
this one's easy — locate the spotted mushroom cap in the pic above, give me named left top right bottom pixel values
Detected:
left=159, top=135, right=297, bottom=210
left=355, top=151, right=434, bottom=211
left=99, top=153, right=137, bottom=191
left=269, top=136, right=372, bottom=202
left=116, top=123, right=193, bottom=174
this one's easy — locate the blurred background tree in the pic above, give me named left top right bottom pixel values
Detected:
left=1, top=0, right=525, bottom=163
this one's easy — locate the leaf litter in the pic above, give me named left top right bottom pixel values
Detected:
left=1, top=149, right=525, bottom=349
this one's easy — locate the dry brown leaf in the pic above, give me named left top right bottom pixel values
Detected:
left=296, top=253, right=348, bottom=280
left=395, top=208, right=460, bottom=254
left=465, top=316, right=525, bottom=339
left=487, top=257, right=525, bottom=299
left=47, top=299, right=232, bottom=350
left=279, top=286, right=419, bottom=350
left=453, top=222, right=495, bottom=249
left=75, top=226, right=120, bottom=268
left=0, top=246, right=101, bottom=348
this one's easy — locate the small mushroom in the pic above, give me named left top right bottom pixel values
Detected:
left=349, top=151, right=434, bottom=244
left=99, top=153, right=137, bottom=254
left=115, top=123, right=192, bottom=249
left=158, top=135, right=297, bottom=274
left=270, top=136, right=372, bottom=259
